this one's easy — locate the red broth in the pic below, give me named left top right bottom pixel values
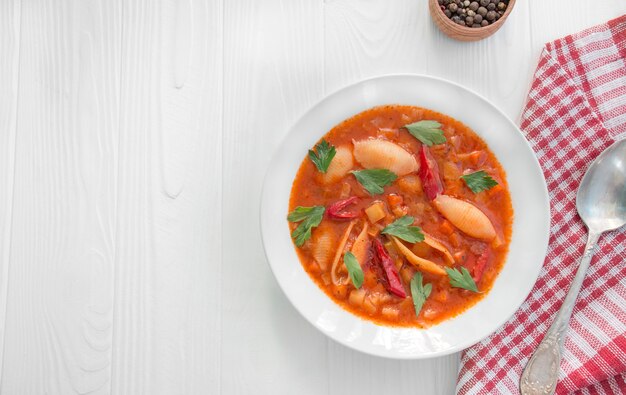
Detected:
left=288, top=105, right=513, bottom=327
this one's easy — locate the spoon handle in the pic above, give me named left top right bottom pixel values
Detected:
left=520, top=230, right=600, bottom=395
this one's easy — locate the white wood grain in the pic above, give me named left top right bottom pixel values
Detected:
left=111, top=0, right=222, bottom=394
left=528, top=1, right=626, bottom=51
left=0, top=0, right=20, bottom=380
left=1, top=1, right=625, bottom=394
left=1, top=1, right=121, bottom=393
left=222, top=1, right=329, bottom=394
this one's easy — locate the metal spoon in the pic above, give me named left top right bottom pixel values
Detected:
left=520, top=139, right=626, bottom=395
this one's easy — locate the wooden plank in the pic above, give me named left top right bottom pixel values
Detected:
left=221, top=1, right=328, bottom=394
left=0, top=0, right=20, bottom=379
left=324, top=0, right=533, bottom=120
left=111, top=0, right=223, bottom=394
left=528, top=0, right=626, bottom=51
left=0, top=1, right=122, bottom=393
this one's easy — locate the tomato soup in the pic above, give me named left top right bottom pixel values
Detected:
left=288, top=105, right=512, bottom=327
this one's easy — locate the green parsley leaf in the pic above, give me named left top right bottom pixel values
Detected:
left=287, top=205, right=325, bottom=247
left=308, top=140, right=336, bottom=173
left=351, top=169, right=397, bottom=195
left=343, top=251, right=364, bottom=289
left=410, top=272, right=432, bottom=317
left=381, top=215, right=425, bottom=243
left=445, top=267, right=479, bottom=293
left=287, top=206, right=322, bottom=222
left=404, top=120, right=447, bottom=146
left=461, top=170, right=499, bottom=193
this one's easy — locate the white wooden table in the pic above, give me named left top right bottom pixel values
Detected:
left=1, top=1, right=625, bottom=394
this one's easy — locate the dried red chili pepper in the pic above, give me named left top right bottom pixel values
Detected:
left=418, top=145, right=443, bottom=200
left=327, top=196, right=360, bottom=220
left=373, top=238, right=407, bottom=298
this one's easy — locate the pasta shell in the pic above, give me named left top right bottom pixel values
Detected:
left=392, top=237, right=446, bottom=275
left=353, top=139, right=419, bottom=176
left=350, top=222, right=370, bottom=266
left=433, top=195, right=496, bottom=241
left=311, top=226, right=334, bottom=271
left=423, top=233, right=454, bottom=265
left=331, top=220, right=357, bottom=285
left=320, top=146, right=354, bottom=184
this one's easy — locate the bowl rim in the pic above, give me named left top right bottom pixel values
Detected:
left=260, top=73, right=550, bottom=359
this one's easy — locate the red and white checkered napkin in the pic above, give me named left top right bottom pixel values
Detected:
left=457, top=15, right=626, bottom=395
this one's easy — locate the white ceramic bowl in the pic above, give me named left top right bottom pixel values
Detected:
left=260, top=74, right=550, bottom=359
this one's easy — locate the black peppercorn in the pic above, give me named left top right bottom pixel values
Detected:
left=438, top=0, right=509, bottom=28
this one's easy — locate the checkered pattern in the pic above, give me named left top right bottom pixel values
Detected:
left=457, top=15, right=626, bottom=395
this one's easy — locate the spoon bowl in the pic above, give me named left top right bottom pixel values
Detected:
left=577, top=139, right=626, bottom=233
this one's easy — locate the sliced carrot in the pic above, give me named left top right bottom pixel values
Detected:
left=440, top=220, right=455, bottom=235
left=387, top=194, right=408, bottom=218
left=488, top=184, right=503, bottom=195
left=449, top=233, right=461, bottom=248
left=387, top=193, right=403, bottom=207
left=469, top=150, right=484, bottom=166
left=433, top=289, right=448, bottom=303
left=453, top=250, right=466, bottom=264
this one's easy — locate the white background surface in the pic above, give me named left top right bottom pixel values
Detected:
left=0, top=1, right=625, bottom=394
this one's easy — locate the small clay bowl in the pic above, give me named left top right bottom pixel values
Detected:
left=429, top=0, right=516, bottom=42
